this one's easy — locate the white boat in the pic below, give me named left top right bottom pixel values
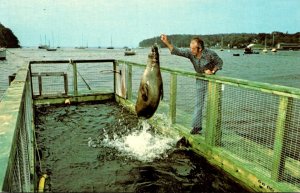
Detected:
left=124, top=48, right=136, bottom=56
left=271, top=48, right=277, bottom=52
left=271, top=32, right=277, bottom=52
left=262, top=38, right=268, bottom=53
left=0, top=48, right=6, bottom=60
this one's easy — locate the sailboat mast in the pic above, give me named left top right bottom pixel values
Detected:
left=110, top=35, right=112, bottom=47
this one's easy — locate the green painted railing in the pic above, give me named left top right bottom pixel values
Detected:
left=0, top=62, right=34, bottom=192
left=117, top=59, right=300, bottom=192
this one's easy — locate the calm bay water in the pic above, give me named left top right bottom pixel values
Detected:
left=1, top=47, right=300, bottom=99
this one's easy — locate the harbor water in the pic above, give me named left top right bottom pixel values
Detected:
left=1, top=48, right=300, bottom=99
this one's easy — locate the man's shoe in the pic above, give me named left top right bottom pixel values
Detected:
left=190, top=127, right=202, bottom=134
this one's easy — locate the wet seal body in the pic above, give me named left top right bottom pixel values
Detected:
left=135, top=45, right=163, bottom=118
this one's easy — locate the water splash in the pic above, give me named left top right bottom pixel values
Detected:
left=99, top=120, right=178, bottom=162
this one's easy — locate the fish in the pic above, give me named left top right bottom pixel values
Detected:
left=135, top=44, right=163, bottom=119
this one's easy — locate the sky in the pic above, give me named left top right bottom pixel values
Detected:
left=0, top=0, right=299, bottom=48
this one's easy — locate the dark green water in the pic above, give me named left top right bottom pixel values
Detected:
left=35, top=101, right=249, bottom=192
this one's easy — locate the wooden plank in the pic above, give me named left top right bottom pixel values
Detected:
left=271, top=96, right=292, bottom=181
left=205, top=81, right=222, bottom=146
left=40, top=72, right=65, bottom=76
left=169, top=73, right=177, bottom=124
left=38, top=75, right=42, bottom=96
left=29, top=59, right=115, bottom=64
left=113, top=61, right=117, bottom=96
left=63, top=74, right=68, bottom=95
left=127, top=64, right=132, bottom=100
left=33, top=93, right=114, bottom=106
left=71, top=62, right=78, bottom=97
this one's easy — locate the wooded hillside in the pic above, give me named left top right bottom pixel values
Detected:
left=0, top=23, right=20, bottom=48
left=139, top=32, right=300, bottom=48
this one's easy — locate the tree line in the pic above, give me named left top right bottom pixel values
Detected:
left=139, top=32, right=300, bottom=49
left=0, top=23, right=20, bottom=48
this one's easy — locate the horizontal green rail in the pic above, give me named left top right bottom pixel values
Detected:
left=117, top=60, right=300, bottom=99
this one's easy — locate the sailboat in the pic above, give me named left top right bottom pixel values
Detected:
left=107, top=35, right=114, bottom=49
left=0, top=47, right=6, bottom=60
left=77, top=33, right=86, bottom=49
left=220, top=36, right=224, bottom=51
left=46, top=32, right=57, bottom=51
left=262, top=38, right=268, bottom=53
left=271, top=33, right=277, bottom=52
left=38, top=34, right=49, bottom=49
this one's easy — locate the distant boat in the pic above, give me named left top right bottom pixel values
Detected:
left=107, top=35, right=114, bottom=49
left=0, top=48, right=6, bottom=60
left=271, top=32, right=277, bottom=52
left=233, top=53, right=240, bottom=56
left=38, top=34, right=49, bottom=49
left=271, top=48, right=277, bottom=52
left=124, top=48, right=136, bottom=56
left=244, top=46, right=259, bottom=54
left=38, top=45, right=49, bottom=49
left=46, top=32, right=57, bottom=51
left=262, top=38, right=268, bottom=53
left=76, top=46, right=86, bottom=49
left=46, top=48, right=57, bottom=51
left=220, top=36, right=224, bottom=51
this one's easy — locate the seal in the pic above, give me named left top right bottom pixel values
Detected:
left=135, top=45, right=163, bottom=119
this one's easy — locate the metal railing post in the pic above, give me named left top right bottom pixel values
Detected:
left=205, top=81, right=222, bottom=146
left=169, top=73, right=177, bottom=124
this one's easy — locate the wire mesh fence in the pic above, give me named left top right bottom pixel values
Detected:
left=221, top=85, right=279, bottom=174
left=121, top=60, right=300, bottom=190
left=1, top=77, right=33, bottom=192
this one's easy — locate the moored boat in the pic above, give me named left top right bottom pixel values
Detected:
left=46, top=48, right=57, bottom=51
left=124, top=48, right=136, bottom=56
left=271, top=48, right=277, bottom=52
left=0, top=48, right=6, bottom=60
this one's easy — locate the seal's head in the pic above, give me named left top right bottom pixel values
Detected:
left=148, top=44, right=159, bottom=63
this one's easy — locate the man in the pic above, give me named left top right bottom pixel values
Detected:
left=160, top=34, right=223, bottom=134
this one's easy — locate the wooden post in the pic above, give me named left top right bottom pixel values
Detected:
left=205, top=81, right=222, bottom=146
left=63, top=73, right=68, bottom=95
left=72, top=62, right=78, bottom=96
left=127, top=64, right=132, bottom=101
left=113, top=61, right=117, bottom=95
left=169, top=73, right=177, bottom=124
left=271, top=96, right=293, bottom=181
left=38, top=74, right=42, bottom=96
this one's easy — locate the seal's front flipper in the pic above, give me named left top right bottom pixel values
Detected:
left=141, top=84, right=149, bottom=101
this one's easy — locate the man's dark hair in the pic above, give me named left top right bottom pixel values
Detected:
left=192, top=37, right=205, bottom=50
